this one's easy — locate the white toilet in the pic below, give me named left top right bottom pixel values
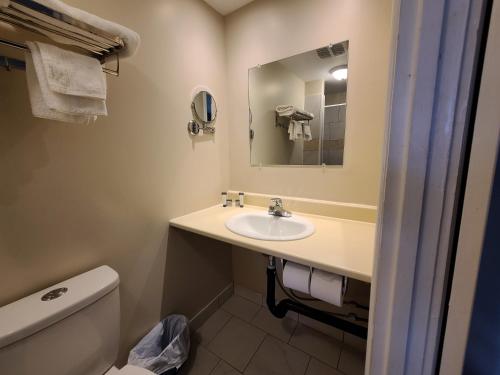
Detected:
left=0, top=266, right=154, bottom=375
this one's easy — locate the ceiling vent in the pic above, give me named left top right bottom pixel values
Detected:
left=316, top=42, right=348, bottom=59
left=330, top=42, right=346, bottom=56
left=316, top=47, right=333, bottom=59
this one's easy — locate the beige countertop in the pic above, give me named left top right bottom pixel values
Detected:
left=169, top=205, right=375, bottom=283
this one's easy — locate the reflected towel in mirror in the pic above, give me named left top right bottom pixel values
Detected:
left=276, top=104, right=296, bottom=116
left=303, top=124, right=312, bottom=141
left=288, top=120, right=303, bottom=141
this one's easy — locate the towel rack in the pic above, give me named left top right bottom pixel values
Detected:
left=275, top=109, right=314, bottom=128
left=1, top=54, right=25, bottom=70
left=0, top=38, right=120, bottom=75
left=0, top=0, right=124, bottom=75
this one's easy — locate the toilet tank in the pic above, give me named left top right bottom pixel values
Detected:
left=0, top=266, right=120, bottom=375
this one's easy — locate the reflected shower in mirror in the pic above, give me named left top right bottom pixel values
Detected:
left=249, top=41, right=348, bottom=166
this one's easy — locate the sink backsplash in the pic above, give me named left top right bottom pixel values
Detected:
left=228, top=191, right=377, bottom=223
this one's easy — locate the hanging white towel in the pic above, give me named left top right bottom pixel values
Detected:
left=288, top=121, right=295, bottom=140
left=294, top=121, right=303, bottom=139
left=288, top=120, right=302, bottom=142
left=288, top=120, right=303, bottom=141
left=27, top=42, right=107, bottom=117
left=25, top=52, right=96, bottom=124
left=37, top=42, right=106, bottom=99
left=303, top=123, right=312, bottom=141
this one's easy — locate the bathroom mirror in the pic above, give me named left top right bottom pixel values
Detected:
left=249, top=41, right=349, bottom=166
left=191, top=90, right=217, bottom=132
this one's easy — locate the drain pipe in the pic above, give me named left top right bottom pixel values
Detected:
left=266, top=256, right=368, bottom=339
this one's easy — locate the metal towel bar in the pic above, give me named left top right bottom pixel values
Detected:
left=0, top=0, right=124, bottom=76
left=0, top=38, right=120, bottom=75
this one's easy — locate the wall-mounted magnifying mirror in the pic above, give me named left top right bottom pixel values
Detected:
left=190, top=90, right=217, bottom=134
left=249, top=41, right=349, bottom=166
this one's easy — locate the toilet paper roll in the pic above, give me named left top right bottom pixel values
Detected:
left=310, top=269, right=346, bottom=307
left=283, top=261, right=311, bottom=294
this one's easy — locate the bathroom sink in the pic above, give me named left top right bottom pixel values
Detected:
left=225, top=212, right=315, bottom=241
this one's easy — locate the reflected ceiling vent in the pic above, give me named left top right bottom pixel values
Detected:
left=316, top=42, right=348, bottom=59
left=330, top=42, right=347, bottom=56
left=316, top=47, right=332, bottom=59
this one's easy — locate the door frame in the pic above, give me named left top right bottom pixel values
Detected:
left=367, top=0, right=489, bottom=373
left=439, top=0, right=500, bottom=372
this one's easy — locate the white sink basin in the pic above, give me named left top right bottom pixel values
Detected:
left=225, top=212, right=315, bottom=241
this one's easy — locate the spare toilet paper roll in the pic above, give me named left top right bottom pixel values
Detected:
left=310, top=269, right=346, bottom=307
left=283, top=261, right=311, bottom=294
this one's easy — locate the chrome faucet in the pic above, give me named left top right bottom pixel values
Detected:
left=268, top=198, right=292, bottom=217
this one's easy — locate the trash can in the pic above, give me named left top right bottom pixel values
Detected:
left=128, top=315, right=190, bottom=375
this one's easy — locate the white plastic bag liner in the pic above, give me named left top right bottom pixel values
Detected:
left=128, top=315, right=190, bottom=374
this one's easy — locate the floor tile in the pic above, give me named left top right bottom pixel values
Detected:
left=338, top=345, right=365, bottom=375
left=289, top=323, right=342, bottom=368
left=179, top=343, right=219, bottom=375
left=211, top=361, right=242, bottom=375
left=244, top=335, right=310, bottom=375
left=194, top=309, right=232, bottom=346
left=305, top=358, right=343, bottom=375
left=343, top=332, right=367, bottom=352
left=251, top=307, right=298, bottom=343
left=208, top=317, right=266, bottom=372
left=298, top=315, right=344, bottom=341
left=221, top=295, right=261, bottom=322
left=234, top=284, right=263, bottom=306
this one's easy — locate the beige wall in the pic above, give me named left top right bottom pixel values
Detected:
left=305, top=80, right=325, bottom=96
left=225, top=0, right=393, bottom=205
left=0, top=0, right=232, bottom=363
left=249, top=61, right=305, bottom=165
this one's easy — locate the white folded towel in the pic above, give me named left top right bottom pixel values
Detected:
left=34, top=0, right=140, bottom=58
left=25, top=52, right=96, bottom=124
left=276, top=105, right=296, bottom=117
left=1, top=0, right=139, bottom=57
left=27, top=42, right=107, bottom=117
left=0, top=3, right=102, bottom=53
left=36, top=42, right=106, bottom=99
left=303, top=123, right=312, bottom=141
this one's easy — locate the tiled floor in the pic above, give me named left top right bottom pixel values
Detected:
left=182, top=294, right=366, bottom=375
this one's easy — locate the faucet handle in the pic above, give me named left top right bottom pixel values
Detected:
left=270, top=197, right=283, bottom=208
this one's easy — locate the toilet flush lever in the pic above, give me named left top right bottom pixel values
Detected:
left=41, top=287, right=68, bottom=301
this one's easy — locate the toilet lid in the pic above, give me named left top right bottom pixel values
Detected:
left=106, top=365, right=155, bottom=375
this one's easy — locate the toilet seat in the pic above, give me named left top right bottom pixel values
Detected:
left=105, top=365, right=155, bottom=375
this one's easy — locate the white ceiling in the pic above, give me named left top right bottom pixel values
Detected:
left=203, top=0, right=255, bottom=15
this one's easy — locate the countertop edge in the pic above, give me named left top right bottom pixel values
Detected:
left=169, top=209, right=372, bottom=283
